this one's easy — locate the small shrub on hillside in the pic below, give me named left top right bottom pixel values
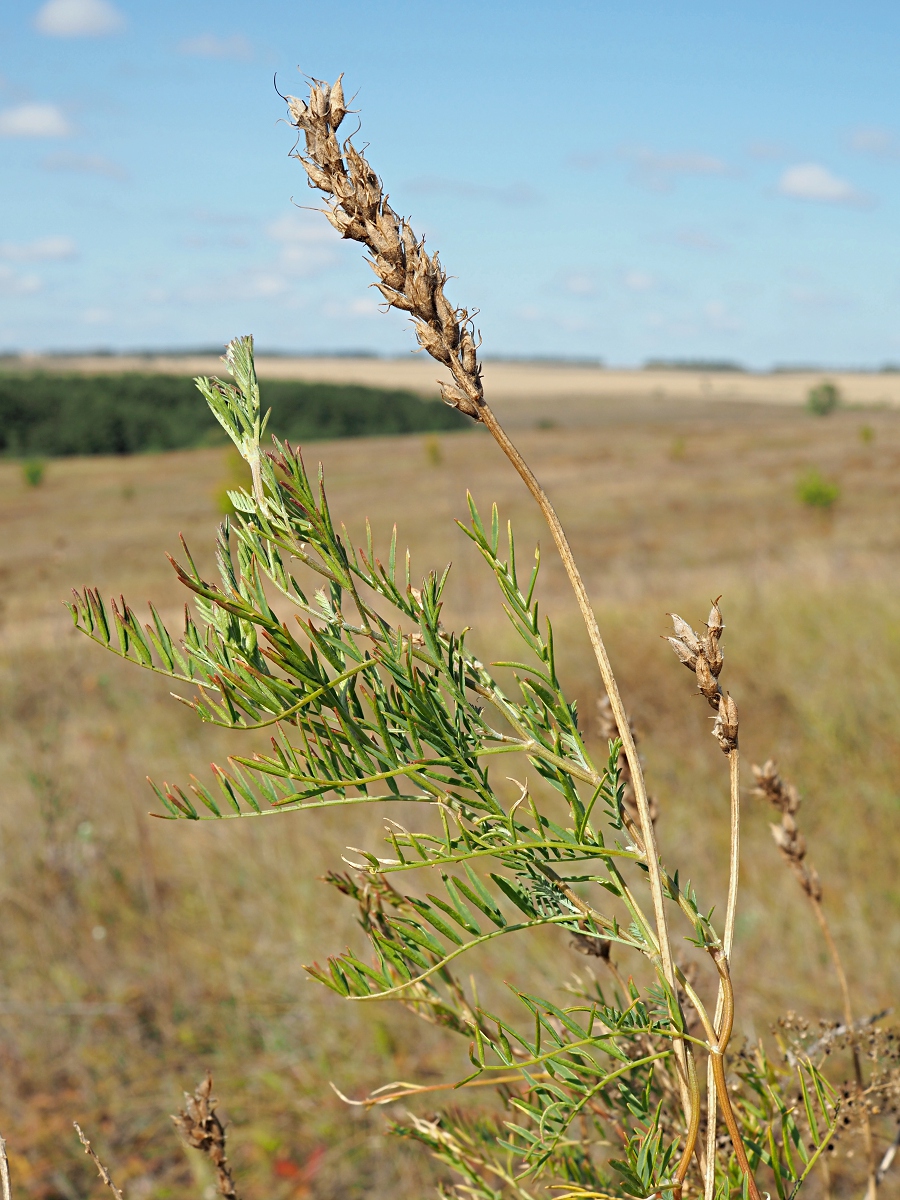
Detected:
left=807, top=380, right=840, bottom=416
left=797, top=468, right=840, bottom=508
left=22, top=458, right=45, bottom=487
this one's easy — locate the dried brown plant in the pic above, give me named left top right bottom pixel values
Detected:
left=74, top=1123, right=125, bottom=1200
left=752, top=760, right=879, bottom=1200
left=172, top=1074, right=240, bottom=1200
left=286, top=77, right=484, bottom=420
left=666, top=601, right=743, bottom=1200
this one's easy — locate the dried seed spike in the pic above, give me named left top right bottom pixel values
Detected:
left=668, top=613, right=702, bottom=655
left=665, top=635, right=698, bottom=671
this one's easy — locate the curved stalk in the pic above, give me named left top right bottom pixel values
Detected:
left=705, top=747, right=742, bottom=1199
left=476, top=405, right=682, bottom=1041
left=708, top=949, right=762, bottom=1200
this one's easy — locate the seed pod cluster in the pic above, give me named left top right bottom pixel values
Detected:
left=665, top=600, right=738, bottom=753
left=595, top=696, right=659, bottom=828
left=285, top=76, right=484, bottom=419
left=751, top=760, right=822, bottom=901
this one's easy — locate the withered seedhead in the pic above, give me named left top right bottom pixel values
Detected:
left=285, top=75, right=484, bottom=421
left=751, top=760, right=822, bottom=901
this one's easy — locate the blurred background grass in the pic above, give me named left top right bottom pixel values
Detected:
left=1, top=393, right=900, bottom=1199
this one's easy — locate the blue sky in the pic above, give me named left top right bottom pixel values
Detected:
left=3, top=0, right=900, bottom=366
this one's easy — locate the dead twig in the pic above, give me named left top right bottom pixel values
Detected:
left=73, top=1123, right=124, bottom=1200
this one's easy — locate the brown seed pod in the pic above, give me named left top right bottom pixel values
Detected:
left=669, top=614, right=702, bottom=655
left=695, top=654, right=720, bottom=707
left=460, top=328, right=478, bottom=374
left=713, top=692, right=739, bottom=752
left=414, top=320, right=452, bottom=364
left=373, top=283, right=416, bottom=313
left=302, top=160, right=334, bottom=193
left=435, top=286, right=460, bottom=346
left=329, top=74, right=346, bottom=129
left=666, top=635, right=698, bottom=671
left=439, top=381, right=483, bottom=419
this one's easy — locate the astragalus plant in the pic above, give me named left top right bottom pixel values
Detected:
left=68, top=75, right=885, bottom=1200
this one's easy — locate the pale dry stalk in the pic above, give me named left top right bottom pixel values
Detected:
left=172, top=1073, right=240, bottom=1200
left=753, top=761, right=877, bottom=1200
left=74, top=1123, right=125, bottom=1200
left=284, top=73, right=691, bottom=1125
left=666, top=602, right=744, bottom=1200
left=0, top=1133, right=11, bottom=1200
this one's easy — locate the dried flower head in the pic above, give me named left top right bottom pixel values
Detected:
left=172, top=1074, right=239, bottom=1200
left=751, top=760, right=821, bottom=901
left=284, top=76, right=484, bottom=419
left=666, top=603, right=738, bottom=751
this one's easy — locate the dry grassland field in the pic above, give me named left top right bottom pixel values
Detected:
left=2, top=371, right=900, bottom=1200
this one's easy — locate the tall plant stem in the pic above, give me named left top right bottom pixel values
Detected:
left=809, top=895, right=876, bottom=1200
left=708, top=950, right=763, bottom=1200
left=477, top=404, right=691, bottom=1114
left=705, top=747, right=742, bottom=1200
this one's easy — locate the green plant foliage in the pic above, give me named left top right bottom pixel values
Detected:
left=0, top=367, right=467, bottom=458
left=68, top=336, right=846, bottom=1200
left=796, top=469, right=840, bottom=509
left=22, top=457, right=45, bottom=487
left=806, top=382, right=840, bottom=416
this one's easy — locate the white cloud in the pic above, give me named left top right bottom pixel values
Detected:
left=34, top=0, right=124, bottom=36
left=623, top=270, right=655, bottom=292
left=177, top=34, right=254, bottom=60
left=778, top=163, right=868, bottom=205
left=704, top=301, right=741, bottom=332
left=41, top=151, right=127, bottom=179
left=408, top=177, right=539, bottom=206
left=676, top=227, right=724, bottom=252
left=0, top=236, right=76, bottom=261
left=267, top=210, right=339, bottom=275
left=623, top=146, right=732, bottom=192
left=82, top=307, right=112, bottom=324
left=0, top=103, right=71, bottom=137
left=563, top=273, right=596, bottom=296
left=0, top=266, right=42, bottom=295
left=848, top=126, right=900, bottom=159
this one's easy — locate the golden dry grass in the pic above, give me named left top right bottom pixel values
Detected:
left=2, top=396, right=900, bottom=1199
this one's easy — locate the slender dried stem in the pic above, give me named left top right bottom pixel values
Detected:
left=0, top=1133, right=11, bottom=1200
left=74, top=1124, right=124, bottom=1200
left=707, top=953, right=763, bottom=1200
left=753, top=761, right=876, bottom=1200
left=705, top=747, right=742, bottom=1200
left=810, top=896, right=876, bottom=1200
left=475, top=407, right=677, bottom=985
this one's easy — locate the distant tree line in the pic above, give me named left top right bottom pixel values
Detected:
left=0, top=371, right=468, bottom=457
